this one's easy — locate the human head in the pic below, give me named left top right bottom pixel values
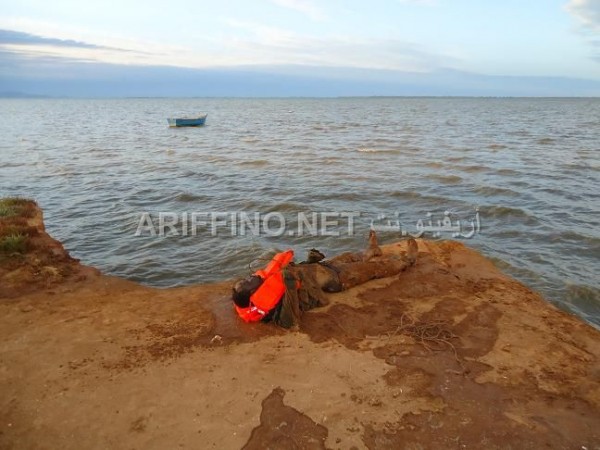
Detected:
left=232, top=275, right=263, bottom=308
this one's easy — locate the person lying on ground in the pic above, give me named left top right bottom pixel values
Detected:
left=231, top=231, right=419, bottom=329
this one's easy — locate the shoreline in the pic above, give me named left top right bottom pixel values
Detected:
left=1, top=202, right=599, bottom=448
left=3, top=97, right=598, bottom=328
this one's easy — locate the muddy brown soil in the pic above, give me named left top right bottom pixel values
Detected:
left=1, top=207, right=599, bottom=449
left=243, top=387, right=328, bottom=449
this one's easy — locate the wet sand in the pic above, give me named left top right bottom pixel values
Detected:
left=1, top=205, right=599, bottom=449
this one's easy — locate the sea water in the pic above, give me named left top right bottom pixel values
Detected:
left=1, top=97, right=598, bottom=326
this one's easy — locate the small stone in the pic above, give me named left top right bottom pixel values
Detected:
left=368, top=398, right=382, bottom=407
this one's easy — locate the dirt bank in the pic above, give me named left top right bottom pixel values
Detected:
left=1, top=203, right=599, bottom=449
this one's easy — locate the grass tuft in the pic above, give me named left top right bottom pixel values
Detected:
left=0, top=233, right=28, bottom=254
left=0, top=197, right=37, bottom=218
left=0, top=197, right=38, bottom=256
left=0, top=223, right=37, bottom=238
left=0, top=204, right=17, bottom=217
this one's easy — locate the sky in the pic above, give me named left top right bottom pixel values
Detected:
left=1, top=0, right=599, bottom=96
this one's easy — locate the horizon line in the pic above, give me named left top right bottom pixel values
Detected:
left=2, top=92, right=599, bottom=100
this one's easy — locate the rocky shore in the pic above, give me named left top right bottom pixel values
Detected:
left=1, top=201, right=599, bottom=449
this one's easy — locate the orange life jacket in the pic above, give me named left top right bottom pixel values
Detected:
left=235, top=250, right=294, bottom=323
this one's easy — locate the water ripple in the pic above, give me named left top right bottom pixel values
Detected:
left=0, top=97, right=598, bottom=327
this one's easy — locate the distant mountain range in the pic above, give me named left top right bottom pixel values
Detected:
left=1, top=65, right=599, bottom=98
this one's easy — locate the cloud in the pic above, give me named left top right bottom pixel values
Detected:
left=0, top=20, right=458, bottom=74
left=566, top=0, right=600, bottom=63
left=269, top=0, right=326, bottom=21
left=0, top=27, right=197, bottom=69
left=0, top=28, right=169, bottom=71
left=221, top=19, right=457, bottom=72
left=566, top=0, right=600, bottom=32
left=0, top=29, right=106, bottom=49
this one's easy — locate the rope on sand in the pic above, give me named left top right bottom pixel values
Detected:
left=321, top=311, right=466, bottom=372
left=387, top=313, right=466, bottom=373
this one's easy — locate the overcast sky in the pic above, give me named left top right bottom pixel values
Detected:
left=1, top=0, right=599, bottom=96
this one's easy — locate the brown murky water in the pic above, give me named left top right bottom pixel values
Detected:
left=1, top=97, right=598, bottom=326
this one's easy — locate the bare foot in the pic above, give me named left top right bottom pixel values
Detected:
left=306, top=248, right=325, bottom=263
left=405, top=238, right=418, bottom=266
left=363, top=229, right=383, bottom=261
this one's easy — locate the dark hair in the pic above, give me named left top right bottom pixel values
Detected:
left=232, top=275, right=263, bottom=308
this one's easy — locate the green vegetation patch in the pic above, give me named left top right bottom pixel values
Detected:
left=0, top=233, right=28, bottom=254
left=0, top=223, right=37, bottom=238
left=0, top=197, right=37, bottom=256
left=0, top=198, right=37, bottom=218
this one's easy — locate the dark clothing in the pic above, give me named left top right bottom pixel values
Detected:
left=262, top=266, right=328, bottom=329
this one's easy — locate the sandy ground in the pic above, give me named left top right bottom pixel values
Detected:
left=1, top=207, right=599, bottom=449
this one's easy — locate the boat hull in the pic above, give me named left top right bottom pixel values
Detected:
left=167, top=115, right=207, bottom=127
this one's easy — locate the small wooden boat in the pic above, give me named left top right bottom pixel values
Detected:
left=167, top=114, right=207, bottom=127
